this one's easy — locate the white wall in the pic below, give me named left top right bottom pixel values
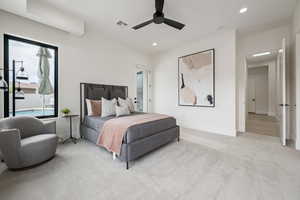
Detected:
left=237, top=25, right=291, bottom=133
left=152, top=30, right=236, bottom=136
left=293, top=1, right=300, bottom=34
left=296, top=34, right=300, bottom=149
left=268, top=61, right=277, bottom=117
left=291, top=1, right=300, bottom=149
left=0, top=11, right=150, bottom=138
left=247, top=66, right=269, bottom=115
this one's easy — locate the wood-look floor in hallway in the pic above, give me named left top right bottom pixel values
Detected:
left=246, top=113, right=279, bottom=137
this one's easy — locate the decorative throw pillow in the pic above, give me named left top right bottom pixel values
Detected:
left=101, top=97, right=117, bottom=117
left=118, top=97, right=135, bottom=112
left=115, top=105, right=130, bottom=117
left=86, top=99, right=101, bottom=116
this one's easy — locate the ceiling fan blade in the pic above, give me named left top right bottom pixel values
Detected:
left=132, top=19, right=154, bottom=30
left=164, top=18, right=185, bottom=30
left=155, top=0, right=164, bottom=13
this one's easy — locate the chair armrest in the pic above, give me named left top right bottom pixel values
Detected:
left=0, top=129, right=22, bottom=168
left=0, top=129, right=21, bottom=146
left=43, top=121, right=56, bottom=134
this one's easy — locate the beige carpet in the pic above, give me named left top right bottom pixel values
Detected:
left=0, top=128, right=300, bottom=200
left=246, top=113, right=279, bottom=137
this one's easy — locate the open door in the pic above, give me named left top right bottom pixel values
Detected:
left=279, top=38, right=288, bottom=146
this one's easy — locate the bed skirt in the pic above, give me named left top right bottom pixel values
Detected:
left=80, top=124, right=180, bottom=163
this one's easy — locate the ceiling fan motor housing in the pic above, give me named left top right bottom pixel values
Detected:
left=132, top=0, right=185, bottom=30
left=153, top=12, right=164, bottom=24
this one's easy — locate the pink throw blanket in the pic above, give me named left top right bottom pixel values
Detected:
left=97, top=113, right=170, bottom=155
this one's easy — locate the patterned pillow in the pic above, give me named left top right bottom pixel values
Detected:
left=115, top=105, right=130, bottom=117
left=101, top=97, right=117, bottom=117
left=86, top=99, right=101, bottom=116
left=118, top=97, right=135, bottom=112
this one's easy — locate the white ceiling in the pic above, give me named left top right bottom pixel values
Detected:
left=40, top=0, right=297, bottom=54
left=0, top=0, right=85, bottom=35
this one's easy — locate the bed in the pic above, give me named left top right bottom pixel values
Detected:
left=80, top=83, right=180, bottom=169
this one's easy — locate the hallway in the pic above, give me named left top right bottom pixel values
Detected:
left=246, top=113, right=279, bottom=137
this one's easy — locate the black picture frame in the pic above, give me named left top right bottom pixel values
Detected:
left=178, top=48, right=215, bottom=107
left=3, top=34, right=59, bottom=119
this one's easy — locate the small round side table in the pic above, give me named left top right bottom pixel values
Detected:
left=62, top=114, right=79, bottom=144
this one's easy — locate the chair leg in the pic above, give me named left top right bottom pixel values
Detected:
left=126, top=161, right=129, bottom=170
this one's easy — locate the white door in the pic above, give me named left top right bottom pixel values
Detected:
left=247, top=76, right=256, bottom=113
left=134, top=67, right=151, bottom=112
left=279, top=38, right=288, bottom=146
left=136, top=71, right=145, bottom=112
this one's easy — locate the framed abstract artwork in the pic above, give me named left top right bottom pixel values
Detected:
left=178, top=49, right=215, bottom=107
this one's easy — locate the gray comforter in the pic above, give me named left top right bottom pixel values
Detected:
left=83, top=112, right=177, bottom=144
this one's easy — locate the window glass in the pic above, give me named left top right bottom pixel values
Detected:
left=5, top=36, right=58, bottom=118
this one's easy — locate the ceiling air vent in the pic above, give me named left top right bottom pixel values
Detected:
left=116, top=20, right=128, bottom=27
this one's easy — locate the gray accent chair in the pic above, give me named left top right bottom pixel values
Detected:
left=0, top=116, right=58, bottom=170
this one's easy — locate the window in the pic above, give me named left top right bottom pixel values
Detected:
left=136, top=71, right=144, bottom=112
left=4, top=34, right=58, bottom=118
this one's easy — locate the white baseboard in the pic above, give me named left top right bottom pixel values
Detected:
left=296, top=140, right=300, bottom=151
left=255, top=111, right=268, bottom=115
left=268, top=112, right=275, bottom=117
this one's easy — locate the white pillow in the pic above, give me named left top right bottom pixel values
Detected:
left=118, top=97, right=135, bottom=112
left=115, top=105, right=130, bottom=117
left=101, top=97, right=117, bottom=117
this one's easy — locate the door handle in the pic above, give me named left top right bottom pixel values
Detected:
left=279, top=104, right=290, bottom=107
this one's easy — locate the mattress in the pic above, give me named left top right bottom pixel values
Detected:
left=83, top=113, right=177, bottom=144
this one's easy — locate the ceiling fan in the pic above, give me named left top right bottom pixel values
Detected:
left=132, top=0, right=185, bottom=30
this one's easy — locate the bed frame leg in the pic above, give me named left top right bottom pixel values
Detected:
left=125, top=135, right=129, bottom=170
left=177, top=128, right=180, bottom=143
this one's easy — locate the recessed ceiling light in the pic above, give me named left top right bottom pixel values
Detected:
left=253, top=52, right=271, bottom=57
left=152, top=42, right=158, bottom=47
left=239, top=7, right=248, bottom=14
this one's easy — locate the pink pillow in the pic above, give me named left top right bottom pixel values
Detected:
left=86, top=99, right=102, bottom=116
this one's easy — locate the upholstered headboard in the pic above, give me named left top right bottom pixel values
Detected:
left=80, top=83, right=128, bottom=122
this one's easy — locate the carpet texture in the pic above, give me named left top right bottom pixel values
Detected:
left=0, top=129, right=300, bottom=200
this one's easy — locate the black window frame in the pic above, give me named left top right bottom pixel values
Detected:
left=3, top=34, right=59, bottom=119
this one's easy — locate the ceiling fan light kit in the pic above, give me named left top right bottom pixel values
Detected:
left=133, top=0, right=185, bottom=30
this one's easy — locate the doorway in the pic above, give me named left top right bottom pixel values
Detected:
left=243, top=38, right=288, bottom=146
left=247, top=66, right=269, bottom=115
left=246, top=63, right=279, bottom=137
left=134, top=66, right=152, bottom=112
left=136, top=71, right=144, bottom=112
left=245, top=48, right=285, bottom=139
